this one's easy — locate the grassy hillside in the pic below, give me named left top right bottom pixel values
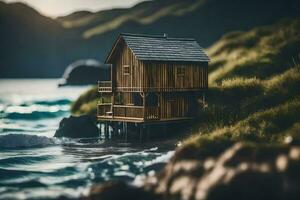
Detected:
left=1, top=0, right=300, bottom=77
left=177, top=18, right=300, bottom=160
left=208, top=18, right=300, bottom=84
left=183, top=65, right=300, bottom=158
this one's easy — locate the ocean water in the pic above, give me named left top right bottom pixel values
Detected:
left=0, top=79, right=175, bottom=200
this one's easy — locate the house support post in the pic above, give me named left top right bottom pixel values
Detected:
left=139, top=125, right=143, bottom=142
left=145, top=124, right=149, bottom=140
left=112, top=122, right=118, bottom=139
left=104, top=122, right=109, bottom=139
left=163, top=124, right=167, bottom=137
left=97, top=122, right=101, bottom=138
left=122, top=122, right=128, bottom=141
left=124, top=122, right=128, bottom=142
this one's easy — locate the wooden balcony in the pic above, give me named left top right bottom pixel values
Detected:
left=97, top=104, right=160, bottom=122
left=111, top=87, right=206, bottom=92
left=97, top=103, right=112, bottom=117
left=98, top=81, right=112, bottom=93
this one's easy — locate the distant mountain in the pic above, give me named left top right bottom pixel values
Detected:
left=1, top=0, right=300, bottom=78
left=0, top=1, right=76, bottom=78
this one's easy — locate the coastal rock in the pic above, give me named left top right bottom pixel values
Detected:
left=54, top=115, right=99, bottom=138
left=151, top=142, right=300, bottom=200
left=83, top=181, right=158, bottom=200
left=83, top=142, right=300, bottom=200
left=58, top=59, right=109, bottom=86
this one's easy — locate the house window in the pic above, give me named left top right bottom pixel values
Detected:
left=177, top=67, right=185, bottom=77
left=123, top=65, right=130, bottom=75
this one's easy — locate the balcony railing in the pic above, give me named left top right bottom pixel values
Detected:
left=98, top=81, right=112, bottom=92
left=97, top=104, right=160, bottom=121
left=145, top=106, right=160, bottom=120
left=97, top=103, right=112, bottom=117
left=113, top=105, right=144, bottom=119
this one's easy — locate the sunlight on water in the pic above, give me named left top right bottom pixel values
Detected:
left=0, top=79, right=175, bottom=200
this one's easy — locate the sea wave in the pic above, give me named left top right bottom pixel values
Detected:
left=22, top=99, right=72, bottom=106
left=0, top=134, right=59, bottom=149
left=0, top=134, right=91, bottom=149
left=0, top=168, right=38, bottom=179
left=0, top=155, right=52, bottom=166
left=5, top=110, right=66, bottom=120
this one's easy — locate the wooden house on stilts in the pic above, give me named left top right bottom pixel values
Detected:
left=97, top=33, right=210, bottom=139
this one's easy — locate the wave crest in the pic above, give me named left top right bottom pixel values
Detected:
left=5, top=110, right=66, bottom=120
left=0, top=134, right=59, bottom=149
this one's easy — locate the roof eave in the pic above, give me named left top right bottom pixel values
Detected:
left=105, top=34, right=123, bottom=64
left=139, top=59, right=210, bottom=63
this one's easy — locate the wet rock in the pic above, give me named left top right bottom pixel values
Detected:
left=151, top=142, right=300, bottom=200
left=83, top=181, right=159, bottom=200
left=83, top=140, right=300, bottom=200
left=54, top=115, right=99, bottom=138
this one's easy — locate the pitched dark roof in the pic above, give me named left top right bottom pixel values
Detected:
left=106, top=33, right=210, bottom=63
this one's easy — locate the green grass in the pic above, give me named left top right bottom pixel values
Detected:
left=70, top=86, right=111, bottom=116
left=70, top=86, right=98, bottom=116
left=208, top=18, right=300, bottom=84
left=198, top=66, right=300, bottom=129
left=181, top=18, right=300, bottom=160
left=181, top=98, right=300, bottom=160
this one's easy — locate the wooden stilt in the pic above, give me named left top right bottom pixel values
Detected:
left=139, top=125, right=143, bottom=142
left=112, top=122, right=116, bottom=139
left=163, top=124, right=167, bottom=138
left=97, top=122, right=101, bottom=137
left=145, top=125, right=149, bottom=140
left=105, top=122, right=109, bottom=139
left=125, top=122, right=128, bottom=142
left=108, top=123, right=111, bottom=139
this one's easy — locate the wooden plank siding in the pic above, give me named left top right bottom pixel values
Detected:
left=159, top=93, right=193, bottom=119
left=111, top=39, right=144, bottom=91
left=143, top=62, right=208, bottom=91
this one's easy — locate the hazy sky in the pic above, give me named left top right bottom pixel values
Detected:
left=3, top=0, right=146, bottom=17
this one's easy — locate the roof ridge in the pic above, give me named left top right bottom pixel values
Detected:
left=121, top=33, right=165, bottom=38
left=167, top=37, right=195, bottom=41
left=120, top=33, right=196, bottom=41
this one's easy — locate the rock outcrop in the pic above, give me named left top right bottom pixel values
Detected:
left=150, top=142, right=300, bottom=200
left=54, top=115, right=99, bottom=138
left=58, top=59, right=109, bottom=86
left=83, top=141, right=300, bottom=200
left=84, top=182, right=158, bottom=200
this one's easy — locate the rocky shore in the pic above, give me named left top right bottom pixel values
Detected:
left=83, top=140, right=300, bottom=200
